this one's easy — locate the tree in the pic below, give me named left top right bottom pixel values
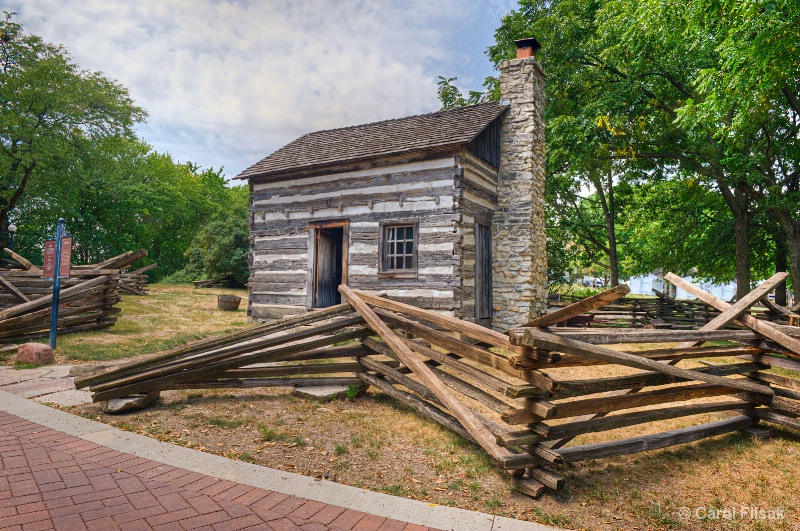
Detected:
left=0, top=12, right=145, bottom=243
left=11, top=135, right=231, bottom=280
left=487, top=0, right=799, bottom=299
left=176, top=185, right=250, bottom=285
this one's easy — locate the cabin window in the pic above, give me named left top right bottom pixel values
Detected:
left=379, top=220, right=418, bottom=276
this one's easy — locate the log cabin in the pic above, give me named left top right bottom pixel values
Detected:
left=235, top=39, right=547, bottom=331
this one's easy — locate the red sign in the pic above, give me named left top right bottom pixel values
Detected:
left=42, top=237, right=72, bottom=280
left=60, top=236, right=72, bottom=278
left=43, top=240, right=56, bottom=279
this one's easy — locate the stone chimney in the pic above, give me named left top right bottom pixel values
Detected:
left=491, top=38, right=547, bottom=331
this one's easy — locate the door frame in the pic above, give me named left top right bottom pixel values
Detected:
left=306, top=219, right=350, bottom=309
left=474, top=220, right=493, bottom=324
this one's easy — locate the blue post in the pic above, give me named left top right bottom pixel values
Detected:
left=49, top=218, right=66, bottom=350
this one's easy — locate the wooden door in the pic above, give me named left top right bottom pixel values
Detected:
left=475, top=223, right=492, bottom=323
left=313, top=228, right=343, bottom=308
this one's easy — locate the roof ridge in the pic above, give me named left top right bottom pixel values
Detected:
left=304, top=101, right=502, bottom=136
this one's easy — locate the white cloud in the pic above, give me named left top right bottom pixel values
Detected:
left=8, top=0, right=517, bottom=178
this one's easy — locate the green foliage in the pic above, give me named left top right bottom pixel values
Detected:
left=345, top=384, right=361, bottom=400
left=175, top=185, right=250, bottom=285
left=0, top=12, right=146, bottom=241
left=0, top=15, right=247, bottom=282
left=436, top=76, right=495, bottom=111
left=472, top=0, right=800, bottom=293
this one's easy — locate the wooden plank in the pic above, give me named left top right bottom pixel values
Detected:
left=89, top=315, right=366, bottom=393
left=76, top=303, right=355, bottom=388
left=166, top=377, right=363, bottom=389
left=760, top=296, right=791, bottom=317
left=127, top=263, right=159, bottom=275
left=218, top=361, right=392, bottom=378
left=554, top=415, right=754, bottom=463
left=551, top=362, right=765, bottom=397
left=526, top=467, right=565, bottom=491
left=94, top=249, right=148, bottom=270
left=748, top=371, right=800, bottom=393
left=533, top=400, right=752, bottom=440
left=90, top=327, right=371, bottom=401
left=339, top=284, right=520, bottom=466
left=547, top=346, right=766, bottom=368
left=738, top=393, right=800, bottom=416
left=363, top=337, right=521, bottom=395
left=351, top=288, right=523, bottom=353
left=513, top=328, right=776, bottom=345
left=0, top=276, right=30, bottom=303
left=359, top=356, right=438, bottom=401
left=3, top=248, right=41, bottom=272
left=497, top=430, right=543, bottom=447
left=552, top=384, right=735, bottom=418
left=510, top=477, right=546, bottom=497
left=755, top=409, right=800, bottom=431
left=665, top=272, right=800, bottom=357
left=524, top=329, right=774, bottom=396
left=501, top=408, right=543, bottom=425
left=519, top=284, right=630, bottom=328
left=375, top=308, right=554, bottom=388
left=0, top=276, right=113, bottom=321
left=738, top=353, right=800, bottom=373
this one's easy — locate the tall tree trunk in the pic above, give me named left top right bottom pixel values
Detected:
left=718, top=181, right=751, bottom=301
left=770, top=206, right=800, bottom=303
left=592, top=168, right=619, bottom=287
left=775, top=231, right=788, bottom=307
left=0, top=162, right=35, bottom=245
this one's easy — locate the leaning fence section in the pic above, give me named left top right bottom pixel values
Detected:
left=76, top=274, right=800, bottom=498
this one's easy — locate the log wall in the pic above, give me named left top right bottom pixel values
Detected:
left=249, top=154, right=500, bottom=320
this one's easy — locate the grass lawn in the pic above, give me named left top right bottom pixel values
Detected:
left=15, top=283, right=800, bottom=529
left=0, top=283, right=251, bottom=365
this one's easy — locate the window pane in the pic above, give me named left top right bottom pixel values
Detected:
left=383, top=224, right=416, bottom=271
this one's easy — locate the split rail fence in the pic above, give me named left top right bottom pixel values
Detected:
left=552, top=285, right=791, bottom=328
left=77, top=274, right=800, bottom=497
left=0, top=248, right=154, bottom=343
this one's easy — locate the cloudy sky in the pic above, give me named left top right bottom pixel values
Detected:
left=9, top=1, right=518, bottom=180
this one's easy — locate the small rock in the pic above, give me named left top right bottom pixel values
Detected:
left=102, top=390, right=161, bottom=414
left=293, top=386, right=349, bottom=402
left=16, top=343, right=54, bottom=365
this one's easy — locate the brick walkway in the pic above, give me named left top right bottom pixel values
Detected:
left=0, top=411, right=440, bottom=531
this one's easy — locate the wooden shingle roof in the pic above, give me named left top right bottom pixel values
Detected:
left=235, top=102, right=507, bottom=180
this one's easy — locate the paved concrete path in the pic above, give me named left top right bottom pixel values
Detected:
left=0, top=365, right=92, bottom=407
left=0, top=387, right=557, bottom=531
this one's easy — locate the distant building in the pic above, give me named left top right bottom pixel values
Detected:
left=628, top=273, right=737, bottom=301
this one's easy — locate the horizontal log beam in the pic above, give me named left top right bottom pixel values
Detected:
left=554, top=415, right=754, bottom=463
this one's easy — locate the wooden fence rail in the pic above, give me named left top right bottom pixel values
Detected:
left=76, top=274, right=800, bottom=498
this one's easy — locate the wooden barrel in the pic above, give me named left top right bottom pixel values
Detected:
left=217, top=295, right=241, bottom=311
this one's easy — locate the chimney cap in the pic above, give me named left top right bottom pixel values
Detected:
left=514, top=37, right=541, bottom=52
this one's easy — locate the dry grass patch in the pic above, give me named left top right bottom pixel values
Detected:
left=1, top=284, right=251, bottom=365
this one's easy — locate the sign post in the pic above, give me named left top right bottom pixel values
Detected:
left=43, top=219, right=71, bottom=349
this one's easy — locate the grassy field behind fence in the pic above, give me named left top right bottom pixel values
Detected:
left=14, top=284, right=252, bottom=364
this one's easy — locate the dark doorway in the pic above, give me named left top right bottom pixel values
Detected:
left=475, top=223, right=492, bottom=326
left=312, top=226, right=345, bottom=308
